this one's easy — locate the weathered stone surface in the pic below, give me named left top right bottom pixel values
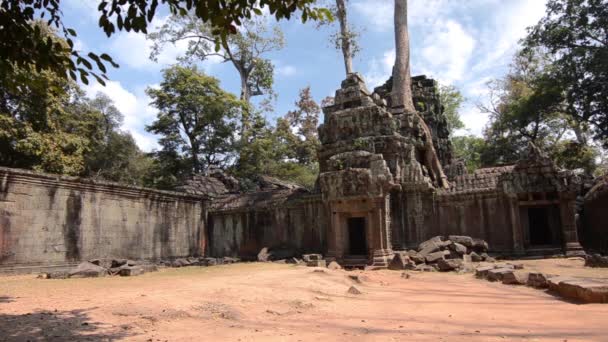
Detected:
left=449, top=242, right=467, bottom=255
left=307, top=260, right=327, bottom=268
left=257, top=247, right=271, bottom=262
left=472, top=239, right=489, bottom=253
left=40, top=271, right=69, bottom=279
left=172, top=258, right=190, bottom=267
left=140, top=264, right=158, bottom=273
left=469, top=252, right=483, bottom=262
left=111, top=259, right=128, bottom=268
left=437, top=258, right=463, bottom=272
left=554, top=278, right=608, bottom=303
left=547, top=276, right=576, bottom=292
left=585, top=254, right=608, bottom=268
left=448, top=235, right=474, bottom=248
left=118, top=265, right=145, bottom=277
left=328, top=261, right=342, bottom=270
left=425, top=250, right=449, bottom=263
left=475, top=266, right=495, bottom=278
left=415, top=264, right=436, bottom=272
left=388, top=253, right=415, bottom=270
left=527, top=272, right=550, bottom=288
left=502, top=271, right=529, bottom=285
left=418, top=236, right=444, bottom=252
left=406, top=250, right=425, bottom=264
left=69, top=262, right=107, bottom=278
left=202, top=257, right=218, bottom=266
left=486, top=268, right=513, bottom=282
left=302, top=254, right=323, bottom=263
left=347, top=286, right=362, bottom=295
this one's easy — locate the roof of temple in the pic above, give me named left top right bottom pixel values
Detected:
left=209, top=188, right=314, bottom=212
left=446, top=165, right=515, bottom=194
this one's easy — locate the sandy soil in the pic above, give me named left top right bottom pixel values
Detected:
left=1, top=261, right=608, bottom=342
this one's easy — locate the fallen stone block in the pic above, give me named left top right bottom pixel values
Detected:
left=307, top=260, right=327, bottom=268
left=69, top=262, right=108, bottom=278
left=418, top=236, right=444, bottom=252
left=527, top=272, right=549, bottom=288
left=302, top=254, right=323, bottom=262
left=448, top=235, right=474, bottom=248
left=437, top=258, right=463, bottom=272
left=486, top=268, right=513, bottom=282
left=425, top=250, right=449, bottom=263
left=406, top=250, right=425, bottom=264
left=119, top=265, right=145, bottom=277
left=328, top=261, right=342, bottom=270
left=140, top=264, right=158, bottom=273
left=585, top=254, right=608, bottom=268
left=171, top=258, right=190, bottom=267
left=347, top=286, right=362, bottom=295
left=39, top=271, right=69, bottom=279
left=472, top=239, right=489, bottom=253
left=555, top=279, right=608, bottom=303
left=469, top=252, right=483, bottom=262
left=414, top=264, right=435, bottom=272
left=480, top=253, right=495, bottom=262
left=111, top=259, right=128, bottom=268
left=474, top=265, right=495, bottom=279
left=547, top=276, right=576, bottom=292
left=388, top=253, right=415, bottom=270
left=202, top=257, right=218, bottom=266
left=449, top=242, right=467, bottom=255
left=257, top=247, right=271, bottom=262
left=502, top=271, right=529, bottom=285
left=222, top=257, right=239, bottom=264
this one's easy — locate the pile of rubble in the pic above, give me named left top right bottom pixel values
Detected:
left=388, top=235, right=492, bottom=272
left=39, top=256, right=242, bottom=279
left=585, top=253, right=608, bottom=268
left=475, top=263, right=608, bottom=303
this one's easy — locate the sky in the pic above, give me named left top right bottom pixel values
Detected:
left=61, top=0, right=549, bottom=152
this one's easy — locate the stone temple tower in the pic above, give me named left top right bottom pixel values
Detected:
left=318, top=73, right=448, bottom=267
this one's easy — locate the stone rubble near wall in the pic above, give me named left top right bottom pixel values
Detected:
left=585, top=254, right=608, bottom=268
left=474, top=264, right=608, bottom=304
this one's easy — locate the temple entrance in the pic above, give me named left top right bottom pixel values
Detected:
left=528, top=207, right=554, bottom=246
left=347, top=217, right=367, bottom=255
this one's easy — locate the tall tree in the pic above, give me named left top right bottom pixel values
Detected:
left=523, top=0, right=608, bottom=146
left=391, top=0, right=415, bottom=112
left=391, top=0, right=448, bottom=188
left=146, top=66, right=244, bottom=176
left=438, top=84, right=465, bottom=135
left=335, top=0, right=354, bottom=74
left=1, top=1, right=331, bottom=87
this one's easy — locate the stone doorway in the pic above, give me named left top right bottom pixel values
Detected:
left=522, top=205, right=562, bottom=247
left=347, top=217, right=367, bottom=255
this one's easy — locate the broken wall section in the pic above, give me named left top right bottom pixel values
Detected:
left=0, top=167, right=206, bottom=270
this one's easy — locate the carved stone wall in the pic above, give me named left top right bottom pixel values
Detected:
left=0, top=167, right=206, bottom=271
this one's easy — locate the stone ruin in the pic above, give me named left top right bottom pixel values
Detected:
left=0, top=73, right=599, bottom=275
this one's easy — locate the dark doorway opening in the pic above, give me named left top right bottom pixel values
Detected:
left=528, top=207, right=553, bottom=245
left=347, top=217, right=367, bottom=255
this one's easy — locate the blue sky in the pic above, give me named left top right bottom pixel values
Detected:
left=62, top=0, right=549, bottom=152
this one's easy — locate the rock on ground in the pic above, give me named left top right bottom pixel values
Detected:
left=327, top=261, right=342, bottom=270
left=502, top=271, right=529, bottom=285
left=437, top=258, right=463, bottom=272
left=69, top=262, right=108, bottom=278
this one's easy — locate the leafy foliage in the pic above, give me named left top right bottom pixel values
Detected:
left=145, top=65, right=244, bottom=187
left=1, top=0, right=330, bottom=87
left=438, top=84, right=465, bottom=135
left=523, top=0, right=608, bottom=146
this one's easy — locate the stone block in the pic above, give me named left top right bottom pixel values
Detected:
left=502, top=271, right=529, bottom=285
left=469, top=252, right=482, bottom=262
left=388, top=253, right=415, bottom=270
left=527, top=272, right=549, bottom=288
left=307, top=260, right=327, bottom=268
left=328, top=261, right=342, bottom=270
left=547, top=276, right=576, bottom=292
left=69, top=262, right=108, bottom=278
left=448, top=235, right=474, bottom=248
left=555, top=279, right=608, bottom=303
left=437, top=258, right=463, bottom=272
left=449, top=242, right=467, bottom=255
left=119, top=265, right=145, bottom=277
left=425, top=250, right=449, bottom=263
left=302, top=254, right=323, bottom=262
left=418, top=236, right=444, bottom=252
left=486, top=268, right=513, bottom=282
left=406, top=250, right=425, bottom=264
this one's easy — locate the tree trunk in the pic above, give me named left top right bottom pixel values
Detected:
left=238, top=68, right=252, bottom=137
left=336, top=0, right=353, bottom=75
left=391, top=0, right=415, bottom=112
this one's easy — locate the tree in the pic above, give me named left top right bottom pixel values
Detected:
left=283, top=87, right=321, bottom=165
left=146, top=66, right=244, bottom=177
left=0, top=63, right=98, bottom=175
left=316, top=0, right=360, bottom=75
left=452, top=135, right=485, bottom=172
left=523, top=0, right=608, bottom=146
left=391, top=0, right=448, bottom=188
left=1, top=1, right=331, bottom=87
left=478, top=48, right=601, bottom=174
left=438, top=84, right=465, bottom=135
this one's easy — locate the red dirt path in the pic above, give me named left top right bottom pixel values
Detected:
left=1, top=262, right=607, bottom=341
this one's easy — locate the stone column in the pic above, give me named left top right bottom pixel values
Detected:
left=508, top=196, right=525, bottom=255
left=559, top=194, right=585, bottom=256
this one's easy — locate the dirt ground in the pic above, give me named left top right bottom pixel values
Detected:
left=1, top=259, right=608, bottom=342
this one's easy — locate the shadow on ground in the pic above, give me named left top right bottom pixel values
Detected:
left=0, top=308, right=133, bottom=341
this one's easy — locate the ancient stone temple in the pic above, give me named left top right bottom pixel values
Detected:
left=0, top=74, right=587, bottom=272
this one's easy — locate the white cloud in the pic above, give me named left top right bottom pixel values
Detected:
left=364, top=49, right=394, bottom=88
left=84, top=81, right=160, bottom=152
left=416, top=20, right=476, bottom=84
left=276, top=65, right=297, bottom=77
